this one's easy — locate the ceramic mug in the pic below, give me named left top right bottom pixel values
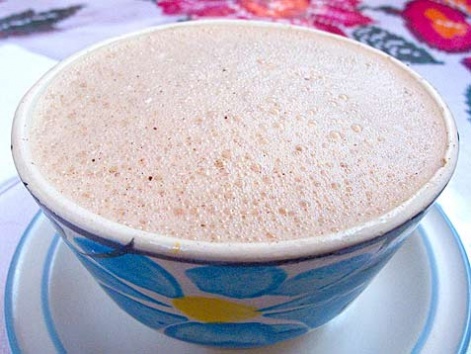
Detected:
left=11, top=21, right=458, bottom=349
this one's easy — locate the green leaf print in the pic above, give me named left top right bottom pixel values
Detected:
left=352, top=26, right=443, bottom=64
left=0, top=5, right=83, bottom=39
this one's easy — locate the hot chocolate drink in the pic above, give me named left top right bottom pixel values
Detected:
left=29, top=22, right=448, bottom=243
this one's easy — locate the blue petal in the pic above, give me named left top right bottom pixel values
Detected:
left=262, top=255, right=392, bottom=327
left=262, top=290, right=339, bottom=312
left=264, top=287, right=364, bottom=328
left=102, top=286, right=187, bottom=330
left=263, top=257, right=383, bottom=313
left=325, top=253, right=395, bottom=295
left=186, top=266, right=287, bottom=299
left=271, top=254, right=371, bottom=296
left=74, top=237, right=183, bottom=298
left=164, top=322, right=307, bottom=348
left=75, top=252, right=170, bottom=308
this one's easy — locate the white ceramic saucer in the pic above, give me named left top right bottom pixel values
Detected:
left=3, top=181, right=471, bottom=354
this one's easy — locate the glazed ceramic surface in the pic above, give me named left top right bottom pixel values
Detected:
left=37, top=205, right=421, bottom=348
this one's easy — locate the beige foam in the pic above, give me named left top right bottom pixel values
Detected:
left=30, top=23, right=447, bottom=243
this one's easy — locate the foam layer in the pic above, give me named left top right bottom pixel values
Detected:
left=30, top=22, right=448, bottom=243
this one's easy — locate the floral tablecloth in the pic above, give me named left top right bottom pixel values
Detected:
left=1, top=1, right=470, bottom=353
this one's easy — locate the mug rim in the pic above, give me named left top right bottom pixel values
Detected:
left=11, top=19, right=459, bottom=262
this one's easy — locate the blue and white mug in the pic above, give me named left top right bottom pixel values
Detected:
left=12, top=21, right=458, bottom=349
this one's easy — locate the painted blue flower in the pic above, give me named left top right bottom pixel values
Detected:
left=186, top=265, right=287, bottom=298
left=68, top=235, right=391, bottom=348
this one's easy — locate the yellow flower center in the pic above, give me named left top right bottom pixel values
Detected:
left=443, top=0, right=471, bottom=17
left=172, top=296, right=260, bottom=323
left=425, top=8, right=467, bottom=39
left=240, top=0, right=310, bottom=18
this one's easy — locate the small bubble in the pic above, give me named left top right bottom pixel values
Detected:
left=262, top=176, right=273, bottom=184
left=258, top=122, right=268, bottom=131
left=269, top=107, right=280, bottom=115
left=257, top=134, right=269, bottom=145
left=299, top=200, right=310, bottom=209
left=272, top=121, right=284, bottom=129
left=196, top=167, right=209, bottom=176
left=266, top=232, right=276, bottom=240
left=221, top=149, right=232, bottom=159
left=210, top=234, right=221, bottom=242
left=329, top=131, right=341, bottom=140
left=214, top=159, right=225, bottom=170
left=206, top=110, right=216, bottom=119
left=173, top=208, right=185, bottom=216
left=329, top=100, right=339, bottom=107
left=250, top=163, right=262, bottom=173
left=351, top=124, right=363, bottom=133
left=256, top=58, right=266, bottom=65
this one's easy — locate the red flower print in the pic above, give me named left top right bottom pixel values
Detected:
left=403, top=0, right=471, bottom=52
left=442, top=0, right=471, bottom=16
left=156, top=0, right=372, bottom=36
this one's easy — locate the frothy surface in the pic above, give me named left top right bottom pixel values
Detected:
left=30, top=23, right=447, bottom=243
